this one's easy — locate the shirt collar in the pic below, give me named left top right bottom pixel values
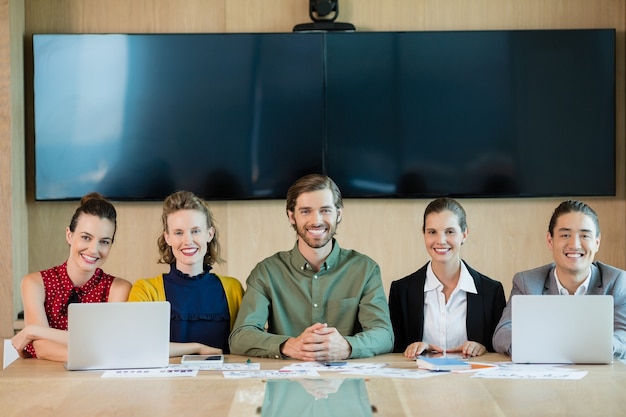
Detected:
left=290, top=239, right=339, bottom=272
left=424, top=261, right=477, bottom=294
left=553, top=267, right=591, bottom=295
left=168, top=263, right=213, bottom=280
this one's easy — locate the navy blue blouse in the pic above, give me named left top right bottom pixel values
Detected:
left=163, top=264, right=231, bottom=353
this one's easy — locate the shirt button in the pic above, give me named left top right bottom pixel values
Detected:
left=274, top=355, right=280, bottom=359
left=314, top=275, right=318, bottom=279
left=313, top=303, right=318, bottom=307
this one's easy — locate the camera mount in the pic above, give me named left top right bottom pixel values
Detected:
left=293, top=0, right=355, bottom=32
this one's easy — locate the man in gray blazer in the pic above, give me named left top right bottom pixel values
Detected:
left=492, top=200, right=626, bottom=359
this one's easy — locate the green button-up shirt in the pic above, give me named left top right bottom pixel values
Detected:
left=229, top=240, right=394, bottom=359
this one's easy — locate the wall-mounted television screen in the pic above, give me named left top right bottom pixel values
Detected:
left=33, top=29, right=615, bottom=201
left=33, top=33, right=325, bottom=200
left=325, top=30, right=616, bottom=197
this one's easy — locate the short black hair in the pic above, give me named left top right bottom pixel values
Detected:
left=548, top=200, right=600, bottom=237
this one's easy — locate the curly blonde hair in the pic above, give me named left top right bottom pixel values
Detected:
left=157, top=190, right=224, bottom=265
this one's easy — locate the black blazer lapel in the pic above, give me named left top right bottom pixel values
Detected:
left=465, top=264, right=485, bottom=346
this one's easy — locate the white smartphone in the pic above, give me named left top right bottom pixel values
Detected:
left=181, top=354, right=224, bottom=364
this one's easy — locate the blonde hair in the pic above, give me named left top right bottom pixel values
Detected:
left=157, top=190, right=224, bottom=265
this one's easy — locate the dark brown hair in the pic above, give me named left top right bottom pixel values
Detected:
left=68, top=192, right=117, bottom=241
left=422, top=197, right=467, bottom=233
left=548, top=200, right=600, bottom=237
left=286, top=174, right=343, bottom=214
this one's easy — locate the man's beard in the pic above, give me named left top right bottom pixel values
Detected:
left=296, top=222, right=336, bottom=249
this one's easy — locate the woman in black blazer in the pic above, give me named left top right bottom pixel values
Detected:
left=388, top=198, right=506, bottom=357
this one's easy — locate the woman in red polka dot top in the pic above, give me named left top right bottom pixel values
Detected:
left=11, top=192, right=132, bottom=362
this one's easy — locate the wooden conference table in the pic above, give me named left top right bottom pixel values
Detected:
left=0, top=353, right=624, bottom=417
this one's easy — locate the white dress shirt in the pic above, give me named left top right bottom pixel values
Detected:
left=554, top=268, right=591, bottom=295
left=422, top=261, right=477, bottom=350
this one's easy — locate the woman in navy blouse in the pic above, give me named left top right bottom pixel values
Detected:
left=129, top=190, right=244, bottom=357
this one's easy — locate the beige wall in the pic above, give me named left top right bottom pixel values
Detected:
left=2, top=0, right=625, bottom=337
left=1, top=0, right=27, bottom=339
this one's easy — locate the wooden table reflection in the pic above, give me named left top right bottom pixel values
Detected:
left=1, top=353, right=624, bottom=417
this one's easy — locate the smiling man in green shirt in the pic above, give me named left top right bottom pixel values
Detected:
left=229, top=174, right=393, bottom=360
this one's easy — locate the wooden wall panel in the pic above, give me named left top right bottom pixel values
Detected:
left=0, top=0, right=13, bottom=337
left=226, top=0, right=309, bottom=32
left=25, top=0, right=226, bottom=33
left=10, top=0, right=625, bottom=322
left=1, top=0, right=27, bottom=337
left=344, top=0, right=624, bottom=31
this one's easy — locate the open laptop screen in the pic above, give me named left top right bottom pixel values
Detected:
left=66, top=301, right=170, bottom=370
left=511, top=295, right=613, bottom=364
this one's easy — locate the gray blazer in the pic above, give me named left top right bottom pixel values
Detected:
left=492, top=261, right=626, bottom=359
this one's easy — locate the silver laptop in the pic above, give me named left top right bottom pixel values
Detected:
left=511, top=295, right=613, bottom=364
left=66, top=301, right=170, bottom=371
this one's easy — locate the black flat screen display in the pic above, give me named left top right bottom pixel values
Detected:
left=325, top=30, right=615, bottom=197
left=34, top=33, right=325, bottom=200
left=33, top=29, right=615, bottom=201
